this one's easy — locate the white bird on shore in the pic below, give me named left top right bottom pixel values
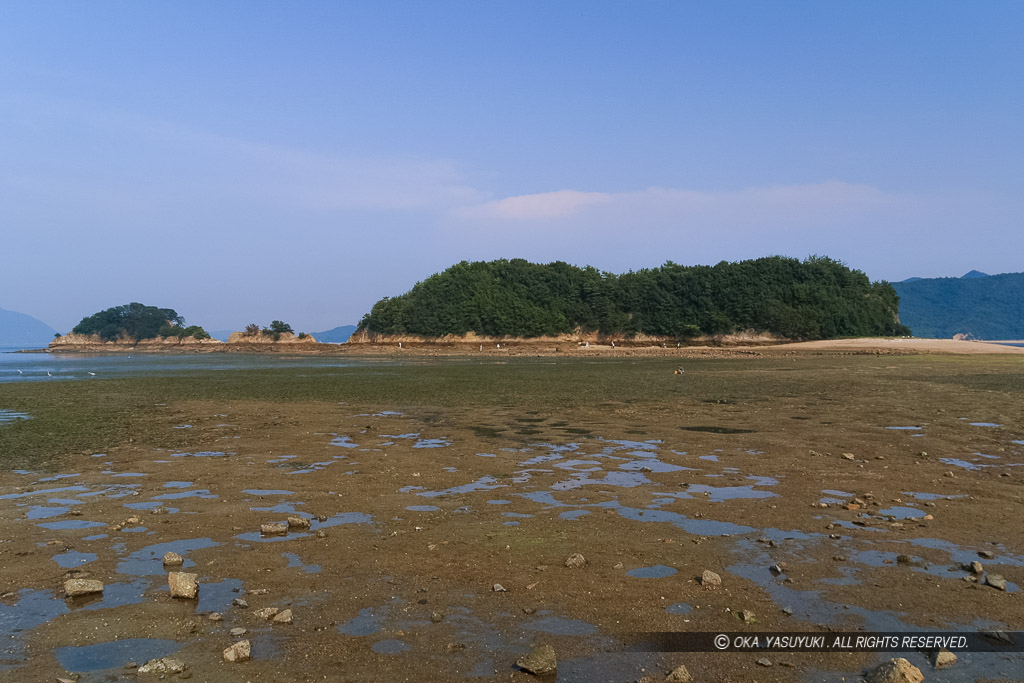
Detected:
left=17, top=369, right=22, bottom=374
left=47, top=371, right=52, bottom=377
left=88, top=372, right=96, bottom=376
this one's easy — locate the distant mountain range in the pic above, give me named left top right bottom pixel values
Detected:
left=894, top=270, right=1024, bottom=339
left=208, top=325, right=357, bottom=343
left=0, top=307, right=58, bottom=348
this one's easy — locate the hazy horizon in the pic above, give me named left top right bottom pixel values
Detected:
left=3, top=3, right=1021, bottom=332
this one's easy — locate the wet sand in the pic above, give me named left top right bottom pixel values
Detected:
left=1, top=354, right=1022, bottom=681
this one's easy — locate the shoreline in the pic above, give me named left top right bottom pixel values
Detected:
left=9, top=336, right=1024, bottom=357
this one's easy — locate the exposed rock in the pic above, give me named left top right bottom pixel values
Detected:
left=737, top=609, right=757, bottom=623
left=613, top=562, right=624, bottom=570
left=229, top=627, right=247, bottom=637
left=272, top=609, right=293, bottom=624
left=260, top=522, right=288, bottom=536
left=254, top=607, right=280, bottom=620
left=287, top=516, right=310, bottom=529
left=841, top=453, right=855, bottom=461
left=985, top=573, right=1007, bottom=591
left=64, top=579, right=103, bottom=597
left=516, top=644, right=557, bottom=676
left=232, top=597, right=249, bottom=608
left=222, top=640, right=251, bottom=663
left=493, top=583, right=507, bottom=592
left=208, top=612, right=223, bottom=621
left=162, top=552, right=183, bottom=566
left=564, top=553, right=587, bottom=569
left=933, top=648, right=957, bottom=669
left=701, top=570, right=722, bottom=589
left=756, top=658, right=772, bottom=667
left=168, top=572, right=199, bottom=599
left=137, top=657, right=186, bottom=674
left=965, top=561, right=983, bottom=574
left=430, top=611, right=444, bottom=623
left=665, top=664, right=693, bottom=682
left=769, top=563, right=787, bottom=575
left=864, top=658, right=924, bottom=683
left=150, top=506, right=169, bottom=515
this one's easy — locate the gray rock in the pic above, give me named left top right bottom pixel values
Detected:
left=222, top=640, right=251, bottom=663
left=492, top=583, right=507, bottom=592
left=864, top=658, right=924, bottom=683
left=229, top=627, right=247, bottom=637
left=232, top=597, right=249, bottom=608
left=564, top=553, right=587, bottom=569
left=978, top=550, right=995, bottom=559
left=254, top=607, right=279, bottom=620
left=137, top=657, right=186, bottom=674
left=272, top=609, right=293, bottom=624
left=64, top=579, right=103, bottom=597
left=756, top=657, right=772, bottom=667
left=517, top=644, right=557, bottom=676
left=162, top=552, right=183, bottom=566
left=260, top=522, right=288, bottom=535
left=985, top=573, right=1007, bottom=591
left=287, top=516, right=310, bottom=529
left=665, top=664, right=693, bottom=681
left=701, top=569, right=722, bottom=589
left=168, top=572, right=199, bottom=599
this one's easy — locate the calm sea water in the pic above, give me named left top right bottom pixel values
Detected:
left=0, top=346, right=370, bottom=383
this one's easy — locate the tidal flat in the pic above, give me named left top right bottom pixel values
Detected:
left=1, top=354, right=1022, bottom=681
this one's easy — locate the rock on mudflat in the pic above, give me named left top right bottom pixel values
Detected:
left=701, top=570, right=722, bottom=589
left=273, top=609, right=293, bottom=624
left=933, top=648, right=957, bottom=669
left=254, top=607, right=279, bottom=620
left=564, top=553, right=587, bottom=569
left=64, top=579, right=103, bottom=597
left=229, top=627, right=247, bottom=637
left=168, top=572, right=199, bottom=599
left=261, top=522, right=288, bottom=536
left=162, top=552, right=183, bottom=566
left=287, top=516, right=310, bottom=529
left=138, top=658, right=186, bottom=674
left=223, top=640, right=251, bottom=663
left=665, top=664, right=693, bottom=682
left=864, top=658, right=924, bottom=683
left=517, top=644, right=557, bottom=676
left=985, top=573, right=1008, bottom=591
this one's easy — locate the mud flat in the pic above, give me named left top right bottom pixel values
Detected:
left=1, top=355, right=1022, bottom=681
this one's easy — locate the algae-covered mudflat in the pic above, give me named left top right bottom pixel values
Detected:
left=1, top=354, right=1022, bottom=681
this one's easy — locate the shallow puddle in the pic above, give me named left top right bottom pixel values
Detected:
left=54, top=638, right=183, bottom=673
left=116, top=538, right=219, bottom=575
left=626, top=565, right=677, bottom=578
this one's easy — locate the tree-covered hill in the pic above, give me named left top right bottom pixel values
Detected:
left=358, top=257, right=908, bottom=340
left=893, top=272, right=1024, bottom=339
left=72, top=303, right=210, bottom=341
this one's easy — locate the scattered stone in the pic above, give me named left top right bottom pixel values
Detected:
left=613, top=562, right=624, bottom=570
left=208, top=612, right=223, bottom=621
left=933, top=649, right=957, bottom=669
left=769, top=563, right=786, bottom=575
left=287, top=516, right=310, bottom=529
left=168, top=572, right=199, bottom=599
left=665, top=664, right=693, bottom=682
left=124, top=661, right=137, bottom=669
left=841, top=453, right=855, bottom=461
left=564, top=553, right=587, bottom=569
left=978, top=550, right=995, bottom=559
left=137, top=658, right=186, bottom=674
left=430, top=611, right=444, bottom=623
left=162, top=552, right=183, bottom=566
left=126, top=516, right=140, bottom=524
left=516, top=644, right=557, bottom=676
left=150, top=506, right=169, bottom=515
left=316, top=530, right=328, bottom=538
left=260, top=522, right=287, bottom=536
left=864, top=657, right=924, bottom=683
left=64, top=579, right=103, bottom=597
left=493, top=583, right=507, bottom=592
left=222, top=640, right=251, bottom=663
left=737, top=609, right=757, bottom=623
left=963, top=561, right=983, bottom=574
left=700, top=570, right=722, bottom=589
left=756, top=658, right=772, bottom=667
left=254, top=607, right=280, bottom=620
left=232, top=598, right=249, bottom=608
left=446, top=642, right=466, bottom=653
left=895, top=555, right=925, bottom=568
left=247, top=588, right=269, bottom=595
left=782, top=606, right=793, bottom=615
left=272, top=609, right=293, bottom=624
left=229, top=627, right=247, bottom=637
left=985, top=574, right=1007, bottom=591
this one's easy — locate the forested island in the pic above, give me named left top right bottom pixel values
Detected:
left=893, top=271, right=1024, bottom=339
left=358, top=256, right=909, bottom=341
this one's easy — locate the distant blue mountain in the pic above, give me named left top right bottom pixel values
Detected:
left=313, top=324, right=357, bottom=343
left=0, top=307, right=59, bottom=348
left=899, top=276, right=923, bottom=283
left=893, top=271, right=1024, bottom=339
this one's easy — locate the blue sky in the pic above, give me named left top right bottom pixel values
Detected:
left=2, top=2, right=1021, bottom=332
